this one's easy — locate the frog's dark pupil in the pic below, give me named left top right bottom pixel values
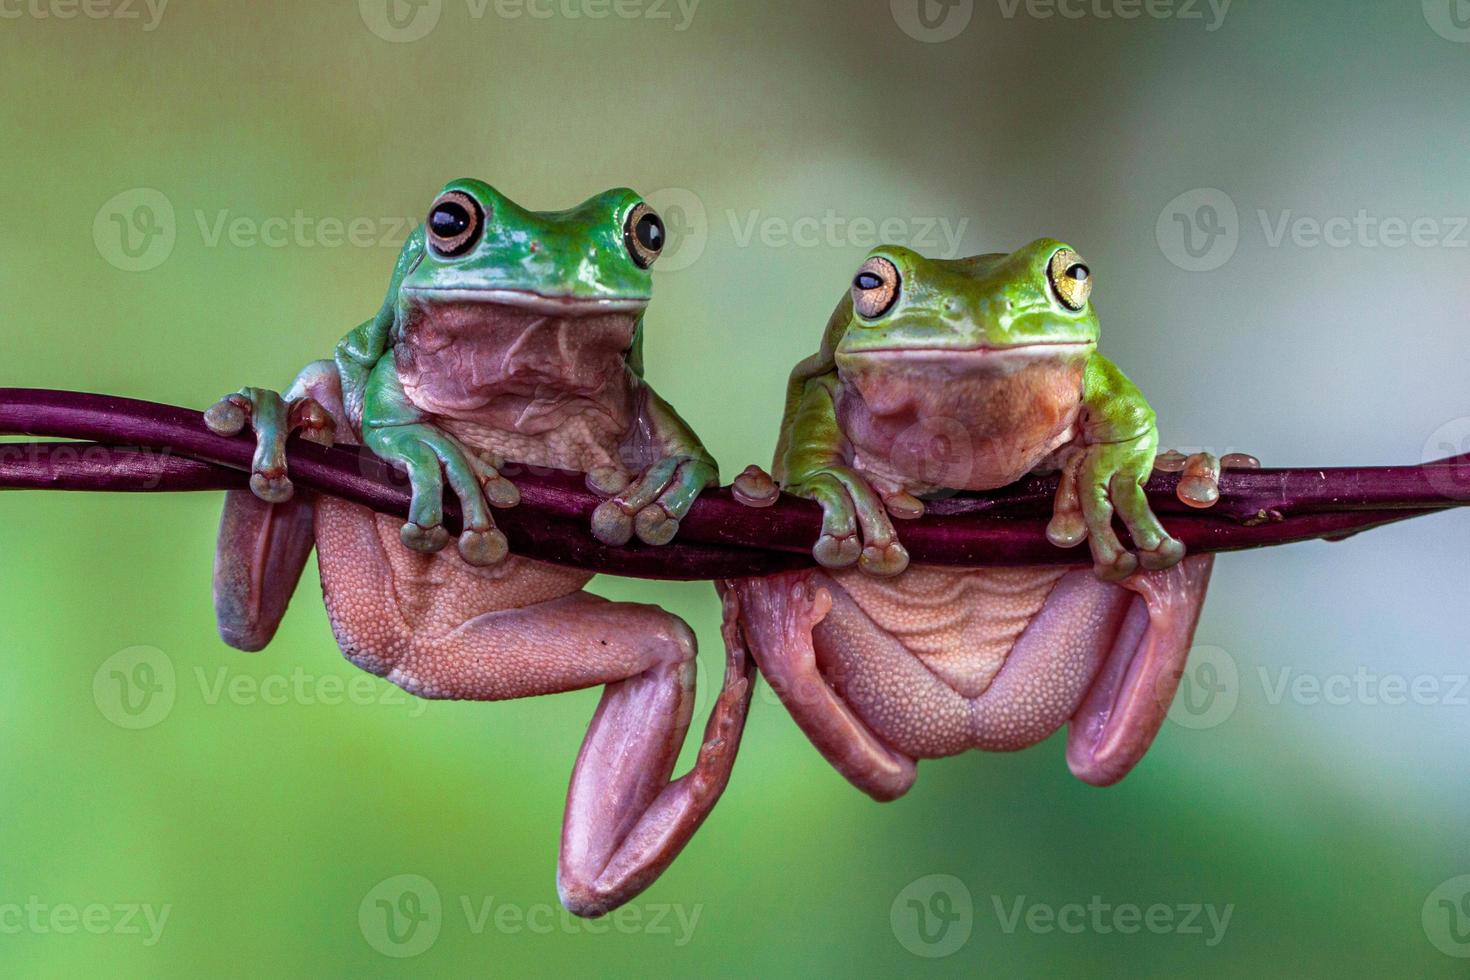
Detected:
left=431, top=203, right=471, bottom=239
left=635, top=213, right=664, bottom=252
left=1067, top=263, right=1090, bottom=282
left=855, top=272, right=883, bottom=290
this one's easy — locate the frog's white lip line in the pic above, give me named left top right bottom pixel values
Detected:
left=402, top=287, right=649, bottom=315
left=841, top=341, right=1094, bottom=357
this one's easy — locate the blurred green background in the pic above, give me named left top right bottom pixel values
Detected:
left=4, top=0, right=1470, bottom=976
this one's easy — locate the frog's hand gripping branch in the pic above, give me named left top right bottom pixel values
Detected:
left=1048, top=354, right=1187, bottom=581
left=211, top=361, right=348, bottom=651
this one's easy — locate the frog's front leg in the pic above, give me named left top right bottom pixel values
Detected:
left=207, top=359, right=344, bottom=650
left=1046, top=353, right=1186, bottom=581
left=590, top=385, right=718, bottom=547
left=360, top=358, right=518, bottom=566
left=1066, top=554, right=1215, bottom=786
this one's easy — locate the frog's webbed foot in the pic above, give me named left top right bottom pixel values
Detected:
left=589, top=454, right=717, bottom=547
left=1047, top=442, right=1188, bottom=582
left=367, top=424, right=518, bottom=567
left=789, top=466, right=909, bottom=577
left=205, top=387, right=336, bottom=503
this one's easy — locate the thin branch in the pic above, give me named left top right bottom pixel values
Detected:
left=2, top=388, right=1466, bottom=580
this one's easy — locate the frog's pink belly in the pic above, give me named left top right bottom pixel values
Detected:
left=813, top=565, right=1134, bottom=758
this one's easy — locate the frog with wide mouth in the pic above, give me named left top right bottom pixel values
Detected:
left=723, top=241, right=1218, bottom=799
left=206, top=179, right=752, bottom=917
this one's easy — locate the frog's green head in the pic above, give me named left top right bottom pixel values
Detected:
left=833, top=239, right=1099, bottom=363
left=824, top=241, right=1099, bottom=483
left=383, top=180, right=670, bottom=393
left=397, top=178, right=662, bottom=309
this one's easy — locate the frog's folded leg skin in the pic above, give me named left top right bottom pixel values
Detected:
left=207, top=180, right=749, bottom=917
left=723, top=241, right=1218, bottom=800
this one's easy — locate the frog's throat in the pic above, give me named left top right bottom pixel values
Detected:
left=400, top=286, right=649, bottom=316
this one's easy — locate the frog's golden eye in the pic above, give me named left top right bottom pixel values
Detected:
left=852, top=256, right=900, bottom=318
left=426, top=191, right=483, bottom=257
left=1047, top=248, right=1092, bottom=311
left=624, top=203, right=664, bottom=269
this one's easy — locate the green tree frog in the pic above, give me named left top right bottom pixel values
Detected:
left=722, top=241, right=1216, bottom=800
left=206, top=179, right=753, bottom=917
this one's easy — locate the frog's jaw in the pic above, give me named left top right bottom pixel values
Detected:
left=393, top=293, right=640, bottom=419
left=400, top=286, right=649, bottom=316
left=835, top=343, right=1091, bottom=492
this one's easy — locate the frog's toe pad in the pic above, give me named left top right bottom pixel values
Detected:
left=458, top=528, right=508, bottom=566
left=1046, top=511, right=1088, bottom=549
left=731, top=465, right=780, bottom=508
left=249, top=471, right=293, bottom=503
left=482, top=476, right=520, bottom=508
left=859, top=540, right=910, bottom=577
left=591, top=500, right=634, bottom=546
left=634, top=506, right=679, bottom=546
left=1095, top=551, right=1140, bottom=582
left=400, top=522, right=450, bottom=554
left=204, top=398, right=247, bottom=436
left=1138, top=537, right=1186, bottom=571
left=585, top=466, right=631, bottom=498
left=813, top=532, right=862, bottom=569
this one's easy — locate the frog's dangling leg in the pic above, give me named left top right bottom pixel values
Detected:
left=720, top=573, right=917, bottom=802
left=313, top=497, right=754, bottom=917
left=1065, top=554, right=1215, bottom=786
left=211, top=360, right=344, bottom=651
left=559, top=588, right=756, bottom=918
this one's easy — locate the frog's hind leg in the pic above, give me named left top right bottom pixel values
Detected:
left=314, top=498, right=755, bottom=918
left=1065, top=555, right=1215, bottom=787
left=212, top=360, right=344, bottom=651
left=720, top=572, right=918, bottom=802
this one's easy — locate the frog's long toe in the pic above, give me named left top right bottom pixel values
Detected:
left=634, top=505, right=680, bottom=546
left=457, top=527, right=508, bottom=566
left=1137, top=536, right=1186, bottom=571
left=1176, top=452, right=1221, bottom=509
left=731, top=465, right=780, bottom=508
left=591, top=500, right=635, bottom=546
left=248, top=471, right=293, bottom=504
left=204, top=396, right=248, bottom=436
left=1095, top=550, right=1139, bottom=582
left=858, top=540, right=909, bottom=577
left=813, top=531, right=862, bottom=569
left=400, top=522, right=450, bottom=553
